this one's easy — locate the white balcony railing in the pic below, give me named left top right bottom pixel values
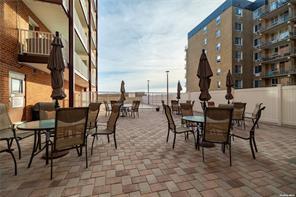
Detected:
left=75, top=52, right=89, bottom=80
left=18, top=29, right=69, bottom=64
left=74, top=7, right=88, bottom=50
left=80, top=0, right=89, bottom=23
left=91, top=71, right=96, bottom=86
left=92, top=30, right=96, bottom=46
left=62, top=0, right=69, bottom=12
left=91, top=51, right=96, bottom=66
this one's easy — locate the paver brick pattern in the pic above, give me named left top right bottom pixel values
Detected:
left=0, top=110, right=295, bottom=196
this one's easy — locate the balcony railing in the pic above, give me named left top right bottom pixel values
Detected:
left=260, top=0, right=289, bottom=18
left=18, top=29, right=69, bottom=63
left=260, top=52, right=291, bottom=63
left=92, top=30, right=96, bottom=46
left=79, top=0, right=89, bottom=24
left=62, top=0, right=69, bottom=12
left=260, top=17, right=289, bottom=32
left=91, top=72, right=96, bottom=86
left=263, top=68, right=296, bottom=78
left=74, top=7, right=88, bottom=50
left=75, top=52, right=89, bottom=80
left=91, top=51, right=96, bottom=66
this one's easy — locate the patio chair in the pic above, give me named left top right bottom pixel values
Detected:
left=130, top=101, right=140, bottom=118
left=103, top=101, right=111, bottom=116
left=39, top=102, right=56, bottom=120
left=245, top=103, right=263, bottom=128
left=49, top=107, right=89, bottom=179
left=171, top=100, right=180, bottom=114
left=91, top=104, right=121, bottom=153
left=207, top=101, right=215, bottom=107
left=231, top=106, right=266, bottom=159
left=232, top=103, right=247, bottom=129
left=186, top=100, right=191, bottom=104
left=0, top=103, right=18, bottom=175
left=163, top=104, right=196, bottom=149
left=180, top=103, right=197, bottom=140
left=202, top=107, right=233, bottom=166
left=161, top=100, right=165, bottom=113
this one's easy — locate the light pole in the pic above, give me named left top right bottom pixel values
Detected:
left=147, top=80, right=150, bottom=105
left=165, top=71, right=169, bottom=105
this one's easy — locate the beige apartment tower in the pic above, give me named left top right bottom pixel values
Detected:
left=186, top=0, right=265, bottom=92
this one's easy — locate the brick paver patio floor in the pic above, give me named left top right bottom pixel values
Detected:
left=0, top=110, right=295, bottom=196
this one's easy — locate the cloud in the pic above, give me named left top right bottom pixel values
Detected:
left=99, top=0, right=225, bottom=92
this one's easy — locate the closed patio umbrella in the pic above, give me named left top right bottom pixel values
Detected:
left=225, top=70, right=234, bottom=104
left=176, top=80, right=182, bottom=101
left=119, top=80, right=126, bottom=102
left=197, top=49, right=213, bottom=110
left=47, top=31, right=66, bottom=108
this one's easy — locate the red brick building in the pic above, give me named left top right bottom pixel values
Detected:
left=0, top=0, right=98, bottom=122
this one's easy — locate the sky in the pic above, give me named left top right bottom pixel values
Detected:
left=99, top=0, right=226, bottom=93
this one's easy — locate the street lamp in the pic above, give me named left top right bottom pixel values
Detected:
left=165, top=71, right=169, bottom=105
left=147, top=80, right=150, bottom=105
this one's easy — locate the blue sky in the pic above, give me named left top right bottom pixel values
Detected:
left=99, top=0, right=226, bottom=92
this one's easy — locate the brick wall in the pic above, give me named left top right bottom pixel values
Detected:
left=0, top=0, right=84, bottom=122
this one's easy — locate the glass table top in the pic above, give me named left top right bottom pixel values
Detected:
left=182, top=115, right=204, bottom=123
left=17, top=119, right=55, bottom=131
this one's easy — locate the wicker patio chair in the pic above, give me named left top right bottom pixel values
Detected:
left=103, top=101, right=111, bottom=116
left=245, top=103, right=263, bottom=128
left=91, top=104, right=121, bottom=154
left=0, top=103, right=18, bottom=175
left=202, top=107, right=233, bottom=166
left=49, top=107, right=89, bottom=179
left=130, top=101, right=140, bottom=118
left=163, top=104, right=196, bottom=149
left=231, top=106, right=266, bottom=159
left=171, top=100, right=180, bottom=114
left=232, top=103, right=247, bottom=129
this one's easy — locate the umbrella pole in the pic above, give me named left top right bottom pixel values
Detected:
left=55, top=99, right=60, bottom=109
left=228, top=100, right=230, bottom=104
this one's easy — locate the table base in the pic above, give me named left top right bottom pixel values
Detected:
left=42, top=150, right=69, bottom=160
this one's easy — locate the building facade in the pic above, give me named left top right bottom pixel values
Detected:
left=0, top=0, right=98, bottom=122
left=186, top=0, right=265, bottom=92
left=253, top=0, right=296, bottom=87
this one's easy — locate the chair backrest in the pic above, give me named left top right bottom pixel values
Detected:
left=54, top=107, right=89, bottom=151
left=186, top=100, right=191, bottom=104
left=163, top=104, right=176, bottom=130
left=180, top=103, right=193, bottom=116
left=104, top=101, right=110, bottom=111
left=233, top=102, right=246, bottom=120
left=171, top=100, right=179, bottom=111
left=39, top=102, right=55, bottom=120
left=251, top=106, right=266, bottom=132
left=207, top=101, right=215, bottom=107
left=0, top=103, right=13, bottom=131
left=107, top=104, right=121, bottom=132
left=218, top=104, right=234, bottom=109
left=87, top=103, right=101, bottom=129
left=251, top=103, right=263, bottom=118
left=204, top=107, right=233, bottom=143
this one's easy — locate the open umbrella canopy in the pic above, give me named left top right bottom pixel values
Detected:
left=225, top=69, right=234, bottom=102
left=177, top=80, right=182, bottom=100
left=119, top=80, right=126, bottom=102
left=47, top=32, right=66, bottom=100
left=197, top=49, right=213, bottom=101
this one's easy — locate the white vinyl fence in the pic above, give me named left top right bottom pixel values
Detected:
left=142, top=85, right=296, bottom=127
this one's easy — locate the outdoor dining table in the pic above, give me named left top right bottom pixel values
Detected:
left=17, top=119, right=68, bottom=168
left=182, top=115, right=215, bottom=148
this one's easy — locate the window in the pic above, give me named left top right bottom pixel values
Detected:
left=254, top=39, right=260, bottom=47
left=234, top=37, right=243, bottom=45
left=28, top=17, right=39, bottom=31
left=204, top=38, right=207, bottom=45
left=253, top=8, right=262, bottom=19
left=235, top=51, right=243, bottom=60
left=271, top=78, right=278, bottom=86
left=203, top=26, right=207, bottom=33
left=216, top=30, right=221, bottom=38
left=254, top=65, right=262, bottom=74
left=254, top=52, right=260, bottom=61
left=216, top=55, right=221, bottom=63
left=270, top=1, right=277, bottom=11
left=235, top=7, right=243, bottom=16
left=234, top=65, right=242, bottom=74
left=253, top=80, right=261, bottom=88
left=216, top=16, right=221, bottom=25
left=11, top=78, right=23, bottom=94
left=234, top=80, right=243, bottom=89
left=217, top=81, right=222, bottom=88
left=216, top=43, right=221, bottom=51
left=217, top=68, right=222, bottom=75
left=235, top=22, right=243, bottom=31
left=253, top=23, right=262, bottom=33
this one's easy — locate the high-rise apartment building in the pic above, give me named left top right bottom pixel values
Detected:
left=0, top=0, right=98, bottom=121
left=185, top=0, right=265, bottom=92
left=253, top=0, right=296, bottom=87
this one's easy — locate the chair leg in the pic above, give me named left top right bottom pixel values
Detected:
left=243, top=120, right=246, bottom=130
left=202, top=146, right=205, bottom=162
left=107, top=134, right=110, bottom=143
left=229, top=142, right=232, bottom=166
left=85, top=138, right=88, bottom=168
left=113, top=134, right=117, bottom=149
left=76, top=146, right=81, bottom=157
left=15, top=138, right=22, bottom=159
left=166, top=129, right=170, bottom=142
left=50, top=144, right=53, bottom=180
left=192, top=131, right=197, bottom=149
left=6, top=139, right=17, bottom=176
left=249, top=138, right=256, bottom=159
left=172, top=133, right=176, bottom=149
left=91, top=135, right=95, bottom=155
left=252, top=136, right=258, bottom=152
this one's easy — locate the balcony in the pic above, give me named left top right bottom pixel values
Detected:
left=92, top=30, right=97, bottom=47
left=79, top=0, right=89, bottom=24
left=74, top=7, right=88, bottom=52
left=260, top=35, right=290, bottom=49
left=260, top=0, right=289, bottom=19
left=260, top=17, right=289, bottom=33
left=262, top=68, right=296, bottom=78
left=74, top=52, right=89, bottom=81
left=91, top=51, right=96, bottom=67
left=260, top=52, right=291, bottom=64
left=18, top=29, right=68, bottom=64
